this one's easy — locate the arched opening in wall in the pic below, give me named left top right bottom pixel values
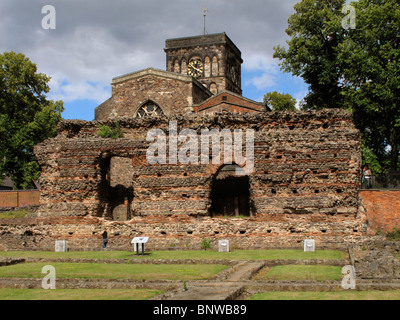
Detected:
left=209, top=164, right=250, bottom=217
left=97, top=155, right=134, bottom=221
left=97, top=155, right=111, bottom=218
left=108, top=185, right=133, bottom=221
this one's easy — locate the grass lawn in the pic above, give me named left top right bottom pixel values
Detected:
left=0, top=262, right=228, bottom=281
left=250, top=291, right=400, bottom=300
left=0, top=209, right=29, bottom=219
left=0, top=249, right=345, bottom=261
left=0, top=288, right=162, bottom=300
left=255, top=265, right=343, bottom=281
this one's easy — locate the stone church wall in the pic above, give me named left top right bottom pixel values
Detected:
left=95, top=69, right=213, bottom=120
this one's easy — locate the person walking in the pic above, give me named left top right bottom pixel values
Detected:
left=102, top=230, right=108, bottom=249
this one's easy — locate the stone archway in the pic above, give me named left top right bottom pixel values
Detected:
left=209, top=164, right=250, bottom=217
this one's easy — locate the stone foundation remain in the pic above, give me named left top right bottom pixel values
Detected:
left=0, top=215, right=366, bottom=251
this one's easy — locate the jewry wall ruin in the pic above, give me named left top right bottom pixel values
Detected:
left=25, top=109, right=367, bottom=250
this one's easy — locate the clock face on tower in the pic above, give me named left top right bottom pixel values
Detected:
left=187, top=60, right=203, bottom=78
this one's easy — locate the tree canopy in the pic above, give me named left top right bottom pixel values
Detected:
left=274, top=0, right=400, bottom=172
left=0, top=52, right=64, bottom=189
left=264, top=91, right=297, bottom=111
left=274, top=0, right=346, bottom=110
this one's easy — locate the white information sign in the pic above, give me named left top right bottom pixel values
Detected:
left=218, top=240, right=230, bottom=252
left=304, top=239, right=315, bottom=252
left=131, top=237, right=149, bottom=244
left=131, top=237, right=149, bottom=254
left=55, top=240, right=68, bottom=252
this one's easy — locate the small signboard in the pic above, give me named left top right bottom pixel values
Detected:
left=131, top=237, right=149, bottom=244
left=55, top=240, right=68, bottom=252
left=218, top=240, right=230, bottom=252
left=131, top=237, right=149, bottom=255
left=304, top=239, right=315, bottom=252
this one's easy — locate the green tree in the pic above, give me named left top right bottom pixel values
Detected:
left=339, top=0, right=400, bottom=172
left=264, top=91, right=297, bottom=111
left=273, top=0, right=400, bottom=171
left=273, top=0, right=346, bottom=110
left=0, top=52, right=64, bottom=189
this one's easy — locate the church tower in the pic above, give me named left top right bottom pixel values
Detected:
left=164, top=33, right=243, bottom=95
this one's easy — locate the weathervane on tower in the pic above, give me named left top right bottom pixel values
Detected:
left=203, top=8, right=209, bottom=35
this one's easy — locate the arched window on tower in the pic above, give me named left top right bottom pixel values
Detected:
left=204, top=56, right=211, bottom=77
left=173, top=59, right=180, bottom=73
left=181, top=59, right=187, bottom=75
left=136, top=101, right=164, bottom=118
left=212, top=56, right=219, bottom=76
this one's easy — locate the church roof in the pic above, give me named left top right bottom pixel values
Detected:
left=193, top=90, right=267, bottom=114
left=112, top=67, right=203, bottom=85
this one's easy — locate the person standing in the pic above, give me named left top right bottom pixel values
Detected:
left=362, top=166, right=372, bottom=189
left=102, top=231, right=108, bottom=249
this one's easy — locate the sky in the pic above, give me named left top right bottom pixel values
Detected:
left=0, top=0, right=308, bottom=121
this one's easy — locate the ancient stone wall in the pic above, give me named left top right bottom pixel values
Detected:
left=32, top=109, right=365, bottom=248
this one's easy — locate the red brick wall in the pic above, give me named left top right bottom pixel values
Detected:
left=0, top=190, right=40, bottom=208
left=360, top=190, right=400, bottom=234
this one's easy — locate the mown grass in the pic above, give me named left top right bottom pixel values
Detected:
left=0, top=249, right=345, bottom=261
left=0, top=288, right=162, bottom=300
left=257, top=265, right=343, bottom=281
left=0, top=262, right=228, bottom=281
left=0, top=209, right=29, bottom=219
left=250, top=291, right=400, bottom=300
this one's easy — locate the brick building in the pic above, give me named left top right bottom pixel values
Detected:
left=30, top=33, right=366, bottom=250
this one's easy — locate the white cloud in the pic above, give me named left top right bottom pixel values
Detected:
left=48, top=76, right=110, bottom=103
left=293, top=88, right=309, bottom=110
left=0, top=0, right=303, bottom=113
left=245, top=72, right=277, bottom=91
left=243, top=54, right=278, bottom=72
left=32, top=26, right=162, bottom=103
left=243, top=53, right=281, bottom=91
